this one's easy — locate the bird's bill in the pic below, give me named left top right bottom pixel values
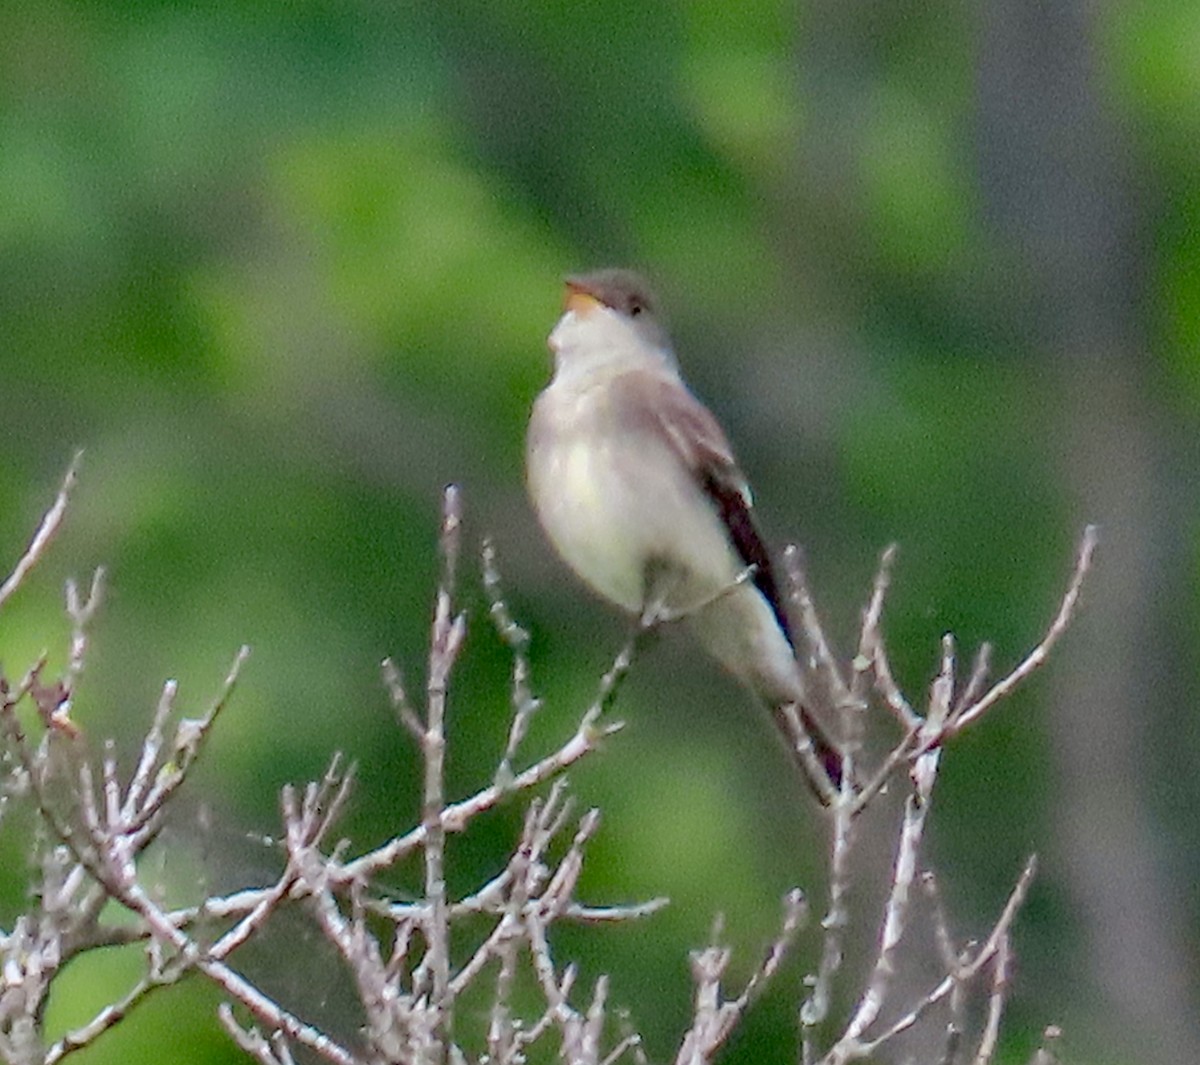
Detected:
left=563, top=280, right=604, bottom=317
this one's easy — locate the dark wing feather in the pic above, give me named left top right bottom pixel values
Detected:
left=610, top=371, right=796, bottom=648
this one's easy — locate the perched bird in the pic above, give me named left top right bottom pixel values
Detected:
left=526, top=268, right=844, bottom=796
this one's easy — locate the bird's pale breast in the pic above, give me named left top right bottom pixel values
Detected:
left=528, top=377, right=738, bottom=615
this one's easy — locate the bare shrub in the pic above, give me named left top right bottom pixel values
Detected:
left=0, top=461, right=1086, bottom=1064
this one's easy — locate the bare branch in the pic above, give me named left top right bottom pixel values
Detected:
left=482, top=536, right=543, bottom=787
left=971, top=934, right=1011, bottom=1065
left=783, top=544, right=852, bottom=709
left=382, top=657, right=423, bottom=741
left=218, top=1004, right=313, bottom=1065
left=849, top=856, right=1038, bottom=1058
left=0, top=452, right=81, bottom=613
left=851, top=544, right=900, bottom=718
left=675, top=892, right=806, bottom=1065
left=45, top=967, right=176, bottom=1065
left=801, top=797, right=854, bottom=1039
left=952, top=525, right=1097, bottom=733
left=334, top=638, right=624, bottom=884
left=419, top=487, right=467, bottom=1043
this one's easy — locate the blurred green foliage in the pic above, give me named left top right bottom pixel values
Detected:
left=2, top=2, right=1199, bottom=1063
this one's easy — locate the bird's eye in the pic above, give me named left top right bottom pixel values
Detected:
left=629, top=300, right=643, bottom=317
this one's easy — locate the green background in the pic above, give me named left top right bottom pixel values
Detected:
left=2, top=2, right=1198, bottom=1063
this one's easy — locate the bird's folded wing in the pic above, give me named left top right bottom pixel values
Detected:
left=609, top=370, right=796, bottom=648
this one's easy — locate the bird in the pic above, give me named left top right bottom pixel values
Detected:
left=525, top=268, right=845, bottom=797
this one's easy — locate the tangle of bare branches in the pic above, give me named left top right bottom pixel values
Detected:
left=0, top=462, right=1085, bottom=1065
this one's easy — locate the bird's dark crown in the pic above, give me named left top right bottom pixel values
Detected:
left=565, top=268, right=660, bottom=322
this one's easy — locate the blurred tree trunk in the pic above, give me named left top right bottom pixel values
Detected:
left=976, top=2, right=1200, bottom=1062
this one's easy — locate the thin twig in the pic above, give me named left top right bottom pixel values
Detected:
left=44, top=968, right=177, bottom=1065
left=382, top=658, right=423, bottom=741
left=675, top=892, right=806, bottom=1065
left=801, top=796, right=854, bottom=1038
left=951, top=526, right=1097, bottom=733
left=783, top=545, right=852, bottom=710
left=850, top=544, right=899, bottom=718
left=422, top=485, right=466, bottom=1047
left=335, top=640, right=625, bottom=884
left=851, top=856, right=1038, bottom=1057
left=482, top=536, right=541, bottom=786
left=971, top=934, right=1011, bottom=1065
left=0, top=452, right=81, bottom=612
